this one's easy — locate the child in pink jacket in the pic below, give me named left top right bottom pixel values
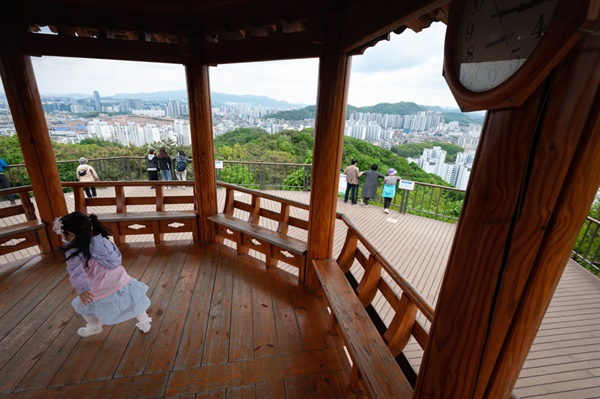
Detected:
left=54, top=212, right=152, bottom=337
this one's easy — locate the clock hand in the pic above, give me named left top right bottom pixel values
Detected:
left=491, top=0, right=548, bottom=19
left=493, top=0, right=510, bottom=47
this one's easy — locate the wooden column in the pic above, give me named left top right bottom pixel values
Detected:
left=0, top=23, right=67, bottom=249
left=414, top=31, right=600, bottom=398
left=306, top=47, right=352, bottom=289
left=185, top=49, right=217, bottom=242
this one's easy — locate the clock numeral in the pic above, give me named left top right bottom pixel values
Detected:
left=531, top=13, right=547, bottom=39
left=488, top=63, right=498, bottom=83
left=510, top=47, right=521, bottom=71
left=466, top=22, right=474, bottom=42
left=472, top=0, right=484, bottom=15
left=466, top=44, right=475, bottom=63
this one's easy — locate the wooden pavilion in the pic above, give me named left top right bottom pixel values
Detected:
left=0, top=1, right=598, bottom=398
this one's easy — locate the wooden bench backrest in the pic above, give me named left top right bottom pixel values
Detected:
left=218, top=181, right=309, bottom=234
left=333, top=214, right=435, bottom=384
left=61, top=181, right=197, bottom=214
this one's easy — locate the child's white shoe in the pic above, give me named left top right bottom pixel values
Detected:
left=136, top=318, right=152, bottom=333
left=77, top=324, right=103, bottom=337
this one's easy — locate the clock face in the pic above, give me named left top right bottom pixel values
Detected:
left=454, top=0, right=559, bottom=92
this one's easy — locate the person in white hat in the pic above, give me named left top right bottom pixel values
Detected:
left=76, top=157, right=99, bottom=198
left=381, top=168, right=401, bottom=214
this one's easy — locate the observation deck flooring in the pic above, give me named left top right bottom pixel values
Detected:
left=0, top=187, right=599, bottom=398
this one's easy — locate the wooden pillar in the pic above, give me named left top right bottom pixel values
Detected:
left=414, top=31, right=600, bottom=398
left=0, top=23, right=67, bottom=249
left=185, top=49, right=217, bottom=242
left=306, top=47, right=352, bottom=289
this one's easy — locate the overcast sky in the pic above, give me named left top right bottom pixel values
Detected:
left=4, top=22, right=458, bottom=108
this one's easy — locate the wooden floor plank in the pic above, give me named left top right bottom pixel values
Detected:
left=249, top=255, right=280, bottom=358
left=166, top=349, right=344, bottom=396
left=173, top=244, right=220, bottom=370
left=114, top=241, right=190, bottom=378
left=267, top=265, right=305, bottom=355
left=228, top=247, right=256, bottom=363
left=144, top=243, right=207, bottom=374
left=0, top=259, right=72, bottom=374
left=202, top=244, right=235, bottom=366
left=255, top=379, right=286, bottom=399
left=227, top=384, right=255, bottom=398
left=0, top=373, right=169, bottom=399
left=0, top=287, right=76, bottom=393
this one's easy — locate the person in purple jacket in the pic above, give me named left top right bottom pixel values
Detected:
left=53, top=212, right=152, bottom=337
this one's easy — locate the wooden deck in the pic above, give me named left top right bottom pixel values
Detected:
left=1, top=187, right=599, bottom=398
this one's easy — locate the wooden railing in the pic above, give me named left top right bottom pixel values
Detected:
left=0, top=186, right=50, bottom=257
left=211, top=181, right=310, bottom=279
left=572, top=215, right=600, bottom=271
left=62, top=181, right=198, bottom=244
left=332, top=213, right=434, bottom=387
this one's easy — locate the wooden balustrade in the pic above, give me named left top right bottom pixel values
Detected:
left=316, top=213, right=435, bottom=392
left=210, top=182, right=310, bottom=280
left=0, top=186, right=50, bottom=256
left=62, top=181, right=198, bottom=244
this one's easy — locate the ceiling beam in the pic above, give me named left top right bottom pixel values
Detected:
left=19, top=30, right=321, bottom=65
left=20, top=32, right=188, bottom=63
left=337, top=0, right=451, bottom=54
left=201, top=32, right=321, bottom=65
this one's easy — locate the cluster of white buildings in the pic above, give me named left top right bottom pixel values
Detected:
left=409, top=139, right=480, bottom=190
left=86, top=119, right=191, bottom=147
left=344, top=110, right=449, bottom=141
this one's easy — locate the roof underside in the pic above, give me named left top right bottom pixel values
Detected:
left=0, top=0, right=450, bottom=64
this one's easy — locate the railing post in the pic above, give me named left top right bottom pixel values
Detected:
left=303, top=165, right=309, bottom=191
left=259, top=163, right=265, bottom=190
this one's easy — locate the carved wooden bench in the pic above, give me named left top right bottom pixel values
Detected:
left=97, top=211, right=198, bottom=245
left=208, top=213, right=307, bottom=276
left=210, top=182, right=310, bottom=281
left=0, top=187, right=51, bottom=257
left=313, top=258, right=413, bottom=398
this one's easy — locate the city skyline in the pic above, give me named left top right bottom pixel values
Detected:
left=0, top=23, right=458, bottom=108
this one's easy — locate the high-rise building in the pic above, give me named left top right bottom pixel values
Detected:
left=93, top=91, right=101, bottom=111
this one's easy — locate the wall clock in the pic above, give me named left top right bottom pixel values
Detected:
left=443, top=0, right=597, bottom=111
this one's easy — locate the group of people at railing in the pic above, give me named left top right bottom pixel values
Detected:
left=343, top=158, right=403, bottom=214
left=145, top=147, right=191, bottom=190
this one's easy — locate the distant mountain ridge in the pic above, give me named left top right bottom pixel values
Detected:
left=37, top=90, right=485, bottom=125
left=270, top=102, right=485, bottom=126
left=41, top=90, right=306, bottom=109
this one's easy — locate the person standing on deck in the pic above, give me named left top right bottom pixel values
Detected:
left=382, top=168, right=401, bottom=214
left=0, top=157, right=16, bottom=205
left=145, top=148, right=159, bottom=189
left=360, top=164, right=384, bottom=207
left=343, top=158, right=360, bottom=205
left=174, top=150, right=191, bottom=188
left=76, top=157, right=99, bottom=198
left=156, top=147, right=173, bottom=189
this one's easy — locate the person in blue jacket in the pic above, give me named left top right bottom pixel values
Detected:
left=0, top=157, right=16, bottom=205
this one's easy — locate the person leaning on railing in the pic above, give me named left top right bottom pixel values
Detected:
left=76, top=157, right=99, bottom=198
left=145, top=148, right=159, bottom=189
left=174, top=150, right=191, bottom=188
left=0, top=157, right=16, bottom=205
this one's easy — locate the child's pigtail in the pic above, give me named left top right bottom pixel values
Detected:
left=89, top=214, right=112, bottom=237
